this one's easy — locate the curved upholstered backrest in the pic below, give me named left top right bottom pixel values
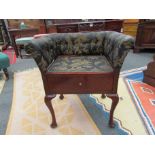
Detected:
left=46, top=32, right=106, bottom=55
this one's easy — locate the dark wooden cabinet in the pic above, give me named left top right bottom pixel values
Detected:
left=78, top=22, right=105, bottom=32
left=48, top=20, right=123, bottom=33
left=143, top=55, right=155, bottom=87
left=134, top=20, right=155, bottom=52
left=56, top=24, right=78, bottom=33
left=105, top=20, right=123, bottom=32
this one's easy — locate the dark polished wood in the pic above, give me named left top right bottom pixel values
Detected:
left=8, top=28, right=39, bottom=57
left=59, top=94, right=64, bottom=100
left=44, top=95, right=57, bottom=128
left=41, top=68, right=120, bottom=128
left=143, top=55, right=155, bottom=87
left=56, top=24, right=78, bottom=33
left=46, top=72, right=114, bottom=94
left=78, top=22, right=105, bottom=32
left=134, top=20, right=155, bottom=52
left=53, top=20, right=123, bottom=33
left=101, top=94, right=106, bottom=99
left=107, top=94, right=119, bottom=128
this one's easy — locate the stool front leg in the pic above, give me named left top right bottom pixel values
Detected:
left=44, top=94, right=57, bottom=128
left=107, top=94, right=119, bottom=128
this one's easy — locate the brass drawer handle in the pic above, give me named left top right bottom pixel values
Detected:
left=79, top=82, right=82, bottom=86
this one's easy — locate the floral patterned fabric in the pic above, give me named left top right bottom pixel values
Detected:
left=48, top=55, right=113, bottom=72
left=25, top=31, right=134, bottom=72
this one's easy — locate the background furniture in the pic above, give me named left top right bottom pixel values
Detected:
left=134, top=20, right=155, bottom=52
left=8, top=28, right=39, bottom=57
left=143, top=54, right=155, bottom=87
left=0, top=20, right=10, bottom=46
left=0, top=22, right=4, bottom=45
left=25, top=31, right=134, bottom=128
left=50, top=20, right=123, bottom=33
left=15, top=37, right=34, bottom=58
left=123, top=19, right=139, bottom=37
left=0, top=52, right=10, bottom=80
left=7, top=19, right=45, bottom=33
left=7, top=19, right=123, bottom=34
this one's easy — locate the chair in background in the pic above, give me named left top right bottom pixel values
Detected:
left=15, top=36, right=34, bottom=58
left=8, top=28, right=39, bottom=58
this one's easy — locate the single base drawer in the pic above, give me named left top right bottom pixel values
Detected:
left=46, top=73, right=114, bottom=94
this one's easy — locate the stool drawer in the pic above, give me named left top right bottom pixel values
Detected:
left=46, top=73, right=114, bottom=94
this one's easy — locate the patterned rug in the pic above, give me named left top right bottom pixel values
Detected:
left=123, top=67, right=155, bottom=135
left=3, top=49, right=16, bottom=65
left=6, top=68, right=149, bottom=135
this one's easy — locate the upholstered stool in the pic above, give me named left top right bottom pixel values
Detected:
left=25, top=31, right=134, bottom=128
left=0, top=52, right=10, bottom=80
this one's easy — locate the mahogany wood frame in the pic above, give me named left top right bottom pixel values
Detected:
left=41, top=67, right=120, bottom=128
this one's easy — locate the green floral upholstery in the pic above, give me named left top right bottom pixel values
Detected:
left=25, top=31, right=134, bottom=72
left=48, top=55, right=113, bottom=72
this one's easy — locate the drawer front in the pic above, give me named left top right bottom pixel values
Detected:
left=47, top=74, right=113, bottom=94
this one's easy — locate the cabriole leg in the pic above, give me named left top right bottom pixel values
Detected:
left=44, top=95, right=57, bottom=128
left=101, top=94, right=106, bottom=99
left=107, top=94, right=119, bottom=128
left=59, top=94, right=64, bottom=100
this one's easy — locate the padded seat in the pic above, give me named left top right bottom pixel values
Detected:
left=15, top=37, right=33, bottom=45
left=48, top=55, right=113, bottom=73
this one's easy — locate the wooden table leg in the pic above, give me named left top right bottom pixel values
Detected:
left=10, top=34, right=19, bottom=58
